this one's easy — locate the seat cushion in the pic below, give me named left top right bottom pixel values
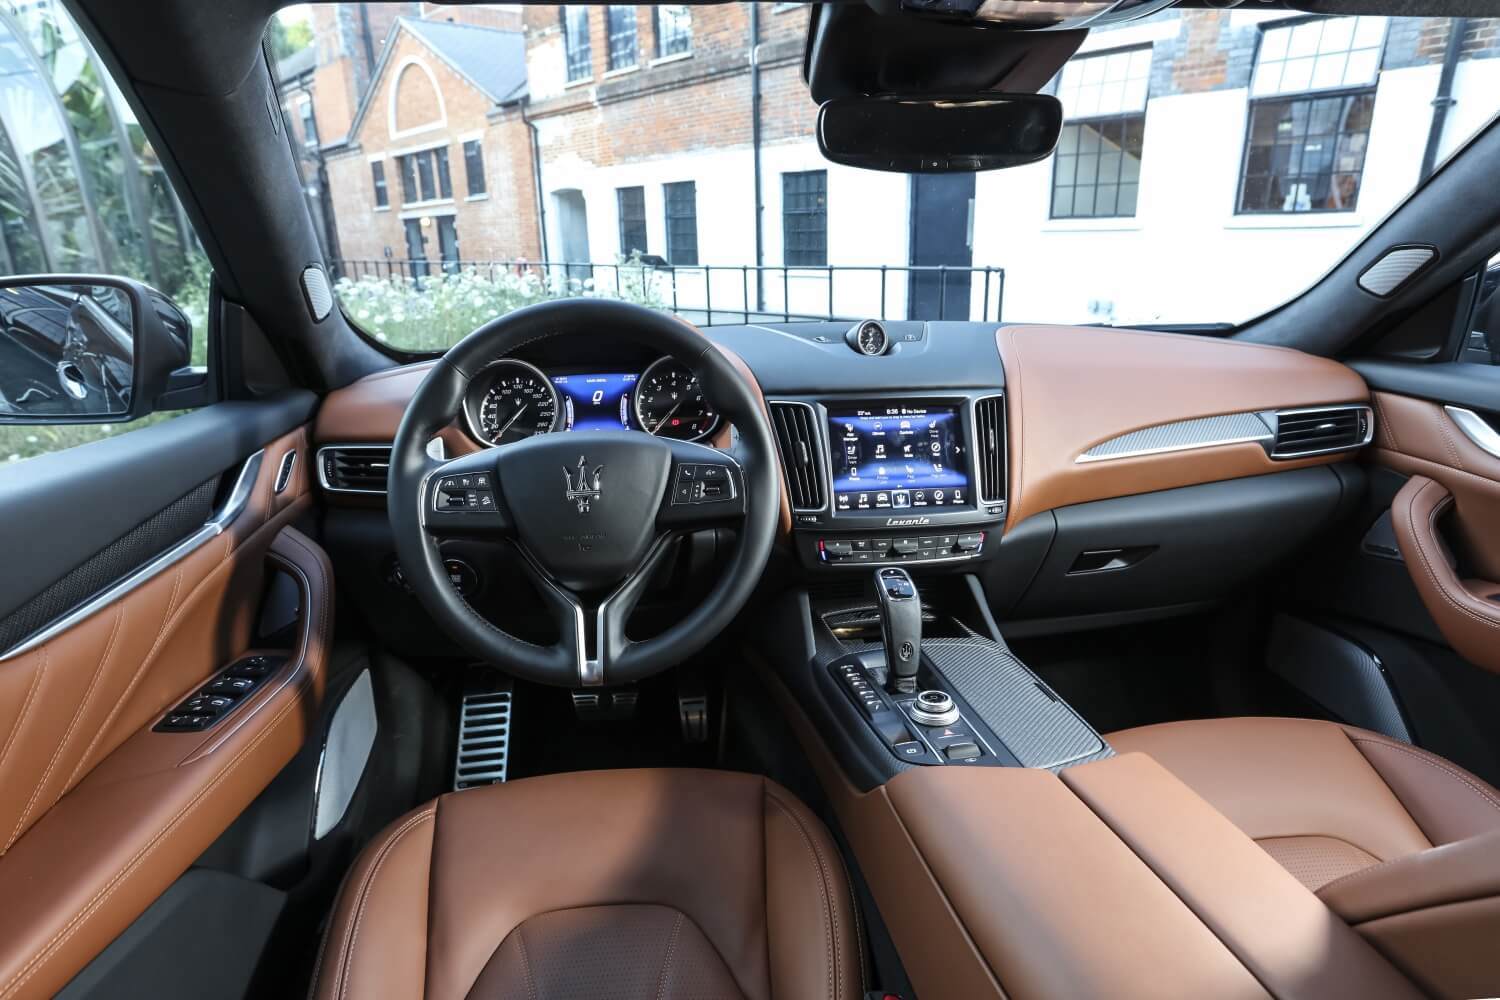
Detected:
left=311, top=768, right=864, bottom=1000
left=1107, top=717, right=1500, bottom=891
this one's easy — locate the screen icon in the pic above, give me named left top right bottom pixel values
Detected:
left=892, top=490, right=911, bottom=509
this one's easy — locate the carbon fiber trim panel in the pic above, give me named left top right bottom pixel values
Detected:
left=0, top=478, right=219, bottom=653
left=1078, top=412, right=1273, bottom=463
left=924, top=638, right=1111, bottom=769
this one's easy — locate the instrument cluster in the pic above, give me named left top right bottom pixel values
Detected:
left=461, top=357, right=721, bottom=446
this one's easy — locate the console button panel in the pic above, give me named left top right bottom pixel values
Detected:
left=669, top=462, right=738, bottom=505
left=832, top=660, right=994, bottom=766
left=154, top=654, right=288, bottom=733
left=819, top=531, right=985, bottom=565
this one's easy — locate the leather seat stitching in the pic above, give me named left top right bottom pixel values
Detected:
left=653, top=909, right=685, bottom=1000
left=1, top=654, right=321, bottom=999
left=514, top=924, right=537, bottom=1000
left=765, top=789, right=840, bottom=1000
left=7, top=603, right=125, bottom=852
left=1403, top=483, right=1500, bottom=632
left=335, top=808, right=437, bottom=1000
left=1350, top=737, right=1500, bottom=819
left=62, top=560, right=190, bottom=790
left=0, top=648, right=48, bottom=845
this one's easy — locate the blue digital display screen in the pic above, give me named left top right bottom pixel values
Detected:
left=552, top=373, right=638, bottom=432
left=828, top=405, right=971, bottom=512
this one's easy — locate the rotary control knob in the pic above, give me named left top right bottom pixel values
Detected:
left=908, top=689, right=960, bottom=727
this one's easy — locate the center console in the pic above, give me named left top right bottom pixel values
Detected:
left=768, top=391, right=1007, bottom=571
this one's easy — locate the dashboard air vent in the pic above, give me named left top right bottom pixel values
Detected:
left=974, top=395, right=1007, bottom=507
left=769, top=402, right=827, bottom=511
left=1271, top=406, right=1372, bottom=459
left=319, top=446, right=391, bottom=493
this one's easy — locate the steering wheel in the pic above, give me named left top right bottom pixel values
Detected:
left=388, top=299, right=780, bottom=687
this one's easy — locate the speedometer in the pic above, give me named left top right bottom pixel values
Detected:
left=467, top=360, right=559, bottom=446
left=634, top=357, right=720, bottom=441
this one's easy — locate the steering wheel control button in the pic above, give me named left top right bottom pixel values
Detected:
left=670, top=463, right=739, bottom=505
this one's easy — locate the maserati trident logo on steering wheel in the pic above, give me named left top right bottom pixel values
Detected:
left=563, top=456, right=604, bottom=513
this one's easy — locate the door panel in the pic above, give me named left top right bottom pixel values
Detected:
left=908, top=172, right=975, bottom=321
left=1370, top=391, right=1500, bottom=581
left=0, top=406, right=331, bottom=999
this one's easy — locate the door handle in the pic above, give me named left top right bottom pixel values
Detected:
left=1391, top=475, right=1500, bottom=674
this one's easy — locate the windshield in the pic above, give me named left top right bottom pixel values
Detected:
left=274, top=4, right=1500, bottom=350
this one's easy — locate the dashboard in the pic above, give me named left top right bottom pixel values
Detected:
left=313, top=318, right=1378, bottom=639
left=461, top=357, right=720, bottom=446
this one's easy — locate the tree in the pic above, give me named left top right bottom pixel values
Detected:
left=267, top=16, right=312, bottom=62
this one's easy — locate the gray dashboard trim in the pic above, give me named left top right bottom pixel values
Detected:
left=1077, top=412, right=1273, bottom=463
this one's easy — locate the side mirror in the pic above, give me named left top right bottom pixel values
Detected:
left=0, top=274, right=191, bottom=425
left=817, top=93, right=1063, bottom=173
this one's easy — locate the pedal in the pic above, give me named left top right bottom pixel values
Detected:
left=454, top=677, right=513, bottom=790
left=571, top=687, right=638, bottom=721
left=677, top=668, right=709, bottom=744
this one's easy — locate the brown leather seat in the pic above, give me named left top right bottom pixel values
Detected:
left=1108, top=717, right=1500, bottom=891
left=310, top=768, right=864, bottom=1000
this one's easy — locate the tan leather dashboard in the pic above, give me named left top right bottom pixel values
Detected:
left=996, top=325, right=1370, bottom=529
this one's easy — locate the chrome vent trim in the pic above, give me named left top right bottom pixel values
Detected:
left=317, top=444, right=391, bottom=495
left=1077, top=412, right=1273, bottom=463
left=454, top=686, right=512, bottom=789
left=1270, top=404, right=1374, bottom=459
left=973, top=394, right=1008, bottom=507
left=768, top=401, right=829, bottom=513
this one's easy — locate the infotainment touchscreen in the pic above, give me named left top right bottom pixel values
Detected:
left=826, top=404, right=970, bottom=513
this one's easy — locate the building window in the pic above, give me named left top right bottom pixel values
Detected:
left=563, top=7, right=591, bottom=82
left=664, top=181, right=697, bottom=265
left=1051, top=47, right=1151, bottom=219
left=298, top=99, right=318, bottom=148
left=1237, top=17, right=1386, bottom=215
left=618, top=185, right=647, bottom=256
left=437, top=216, right=460, bottom=273
left=463, top=139, right=486, bottom=197
left=397, top=147, right=452, bottom=204
left=606, top=6, right=638, bottom=71
left=371, top=160, right=389, bottom=208
left=782, top=170, right=826, bottom=267
left=654, top=6, right=691, bottom=58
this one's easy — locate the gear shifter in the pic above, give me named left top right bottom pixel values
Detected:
left=874, top=567, right=922, bottom=693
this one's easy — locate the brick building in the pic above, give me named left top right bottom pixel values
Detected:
left=299, top=5, right=1500, bottom=328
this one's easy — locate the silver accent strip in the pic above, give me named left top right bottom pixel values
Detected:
left=1358, top=246, right=1436, bottom=297
left=1077, top=412, right=1273, bottom=464
left=1445, top=405, right=1500, bottom=461
left=273, top=450, right=297, bottom=494
left=1269, top=404, right=1375, bottom=459
left=0, top=450, right=265, bottom=662
left=767, top=399, right=832, bottom=514
left=313, top=668, right=377, bottom=839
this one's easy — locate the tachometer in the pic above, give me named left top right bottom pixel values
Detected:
left=467, top=360, right=559, bottom=446
left=634, top=357, right=720, bottom=441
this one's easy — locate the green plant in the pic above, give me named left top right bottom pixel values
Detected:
left=336, top=253, right=669, bottom=352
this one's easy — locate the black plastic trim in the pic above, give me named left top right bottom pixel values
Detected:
left=0, top=390, right=315, bottom=622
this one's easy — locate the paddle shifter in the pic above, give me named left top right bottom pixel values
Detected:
left=874, top=567, right=922, bottom=694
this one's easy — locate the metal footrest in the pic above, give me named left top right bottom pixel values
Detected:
left=454, top=680, right=513, bottom=790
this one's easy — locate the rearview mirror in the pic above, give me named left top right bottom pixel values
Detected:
left=817, top=93, right=1063, bottom=173
left=0, top=275, right=191, bottom=425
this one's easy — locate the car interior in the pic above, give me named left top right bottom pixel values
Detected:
left=3, top=0, right=1500, bottom=997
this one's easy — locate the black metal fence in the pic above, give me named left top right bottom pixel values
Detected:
left=329, top=258, right=1006, bottom=324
